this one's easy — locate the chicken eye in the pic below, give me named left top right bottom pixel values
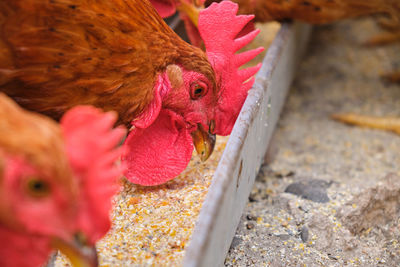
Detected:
left=25, top=177, right=51, bottom=198
left=190, top=82, right=208, bottom=100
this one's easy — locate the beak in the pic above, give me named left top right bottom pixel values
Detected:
left=191, top=122, right=216, bottom=161
left=51, top=232, right=98, bottom=267
left=177, top=0, right=200, bottom=27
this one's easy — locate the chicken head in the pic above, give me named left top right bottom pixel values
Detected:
left=122, top=1, right=263, bottom=185
left=0, top=94, right=125, bottom=267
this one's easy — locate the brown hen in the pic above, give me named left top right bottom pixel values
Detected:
left=0, top=0, right=209, bottom=123
left=224, top=0, right=399, bottom=25
left=0, top=0, right=263, bottom=185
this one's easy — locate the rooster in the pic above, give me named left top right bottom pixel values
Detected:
left=0, top=0, right=263, bottom=185
left=0, top=93, right=126, bottom=267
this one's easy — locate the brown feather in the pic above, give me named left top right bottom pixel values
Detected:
left=229, top=0, right=400, bottom=24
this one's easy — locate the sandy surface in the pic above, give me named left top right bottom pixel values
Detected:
left=225, top=18, right=400, bottom=266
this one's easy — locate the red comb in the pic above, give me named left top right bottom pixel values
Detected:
left=61, top=106, right=126, bottom=243
left=198, top=1, right=264, bottom=136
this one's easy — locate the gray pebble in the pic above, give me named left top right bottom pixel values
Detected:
left=300, top=226, right=309, bottom=242
left=285, top=179, right=331, bottom=203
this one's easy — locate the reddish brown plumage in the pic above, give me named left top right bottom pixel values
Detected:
left=205, top=0, right=400, bottom=24
left=0, top=0, right=215, bottom=126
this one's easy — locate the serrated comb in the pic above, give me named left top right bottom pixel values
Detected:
left=198, top=1, right=264, bottom=135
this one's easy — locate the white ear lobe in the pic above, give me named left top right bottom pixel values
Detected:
left=166, top=64, right=183, bottom=90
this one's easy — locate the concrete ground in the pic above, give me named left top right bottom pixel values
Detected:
left=225, top=18, right=400, bottom=266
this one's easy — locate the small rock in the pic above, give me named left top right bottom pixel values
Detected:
left=246, top=214, right=257, bottom=221
left=300, top=226, right=309, bottom=242
left=327, top=253, right=338, bottom=260
left=248, top=194, right=258, bottom=202
left=246, top=222, right=255, bottom=230
left=229, top=236, right=243, bottom=250
left=285, top=179, right=332, bottom=203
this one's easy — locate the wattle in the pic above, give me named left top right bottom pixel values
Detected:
left=122, top=109, right=194, bottom=186
left=0, top=227, right=51, bottom=267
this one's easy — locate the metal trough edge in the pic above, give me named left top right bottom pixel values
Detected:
left=183, top=22, right=312, bottom=267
